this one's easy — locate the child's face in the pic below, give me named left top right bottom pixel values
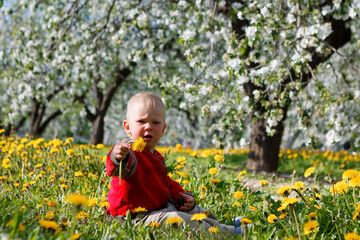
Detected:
left=123, top=101, right=167, bottom=152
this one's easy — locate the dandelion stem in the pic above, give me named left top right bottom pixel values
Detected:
left=291, top=206, right=301, bottom=240
left=119, top=160, right=122, bottom=185
left=198, top=222, right=204, bottom=240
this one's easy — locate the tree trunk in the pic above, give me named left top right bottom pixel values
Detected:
left=246, top=116, right=286, bottom=172
left=29, top=98, right=62, bottom=137
left=90, top=116, right=104, bottom=145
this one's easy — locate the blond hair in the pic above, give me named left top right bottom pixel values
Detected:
left=126, top=92, right=165, bottom=120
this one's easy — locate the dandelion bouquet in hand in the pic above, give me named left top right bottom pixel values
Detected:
left=119, top=137, right=146, bottom=185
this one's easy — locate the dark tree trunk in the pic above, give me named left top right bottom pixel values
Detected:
left=246, top=109, right=288, bottom=172
left=29, top=98, right=62, bottom=137
left=90, top=116, right=105, bottom=145
left=3, top=117, right=26, bottom=136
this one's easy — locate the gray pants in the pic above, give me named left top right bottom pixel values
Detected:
left=107, top=203, right=236, bottom=235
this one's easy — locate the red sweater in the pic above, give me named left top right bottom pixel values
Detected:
left=106, top=147, right=185, bottom=216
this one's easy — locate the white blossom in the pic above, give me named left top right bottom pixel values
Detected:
left=181, top=30, right=195, bottom=41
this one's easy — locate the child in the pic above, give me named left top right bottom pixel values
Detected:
left=106, top=92, right=244, bottom=236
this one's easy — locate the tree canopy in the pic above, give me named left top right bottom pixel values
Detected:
left=1, top=0, right=359, bottom=172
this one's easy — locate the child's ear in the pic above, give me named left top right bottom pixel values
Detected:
left=161, top=123, right=167, bottom=136
left=123, top=120, right=131, bottom=136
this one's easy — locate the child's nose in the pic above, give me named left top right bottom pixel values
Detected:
left=144, top=122, right=152, bottom=130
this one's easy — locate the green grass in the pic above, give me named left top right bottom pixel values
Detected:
left=1, top=135, right=360, bottom=239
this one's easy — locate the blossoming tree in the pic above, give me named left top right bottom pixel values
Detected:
left=0, top=0, right=186, bottom=144
left=148, top=0, right=360, bottom=172
left=1, top=0, right=360, bottom=173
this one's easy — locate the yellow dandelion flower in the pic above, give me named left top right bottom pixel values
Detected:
left=267, top=214, right=277, bottom=223
left=182, top=179, right=189, bottom=184
left=44, top=211, right=54, bottom=220
left=96, top=144, right=104, bottom=149
left=356, top=203, right=360, bottom=213
left=38, top=220, right=60, bottom=232
left=99, top=201, right=110, bottom=208
left=281, top=197, right=299, bottom=207
left=292, top=181, right=304, bottom=190
left=65, top=137, right=74, bottom=144
left=61, top=184, right=68, bottom=190
left=133, top=207, right=147, bottom=213
left=210, top=179, right=221, bottom=183
left=76, top=211, right=90, bottom=220
left=209, top=168, right=218, bottom=175
left=176, top=171, right=187, bottom=178
left=259, top=180, right=269, bottom=185
left=240, top=218, right=252, bottom=225
left=148, top=222, right=160, bottom=228
left=314, top=204, right=321, bottom=210
left=75, top=171, right=84, bottom=177
left=279, top=213, right=287, bottom=219
left=277, top=205, right=286, bottom=212
left=345, top=232, right=360, bottom=240
left=190, top=151, right=197, bottom=157
left=191, top=213, right=208, bottom=222
left=330, top=181, right=349, bottom=194
left=175, top=144, right=183, bottom=150
left=35, top=163, right=43, bottom=168
left=37, top=204, right=43, bottom=209
left=17, top=223, right=25, bottom=231
left=349, top=176, right=360, bottom=188
left=64, top=193, right=89, bottom=207
left=0, top=129, right=4, bottom=134
left=239, top=170, right=247, bottom=176
left=66, top=149, right=75, bottom=155
left=174, top=164, right=183, bottom=169
left=0, top=176, right=9, bottom=181
left=276, top=185, right=293, bottom=196
left=71, top=233, right=82, bottom=240
left=304, top=167, right=315, bottom=178
left=303, top=220, right=319, bottom=235
left=165, top=216, right=183, bottom=225
left=88, top=198, right=98, bottom=206
left=61, top=221, right=70, bottom=227
left=2, top=158, right=11, bottom=168
left=342, top=169, right=360, bottom=180
left=250, top=206, right=257, bottom=211
left=47, top=200, right=56, bottom=207
left=234, top=191, right=244, bottom=200
left=308, top=212, right=317, bottom=219
left=20, top=205, right=26, bottom=211
left=214, top=155, right=223, bottom=163
left=233, top=201, right=241, bottom=207
left=176, top=157, right=187, bottom=164
left=132, top=137, right=146, bottom=152
left=208, top=226, right=218, bottom=233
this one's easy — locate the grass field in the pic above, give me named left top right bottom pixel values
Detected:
left=1, top=133, right=360, bottom=239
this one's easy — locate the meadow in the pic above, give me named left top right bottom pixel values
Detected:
left=1, top=132, right=360, bottom=240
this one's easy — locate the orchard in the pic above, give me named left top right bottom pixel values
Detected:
left=1, top=0, right=360, bottom=239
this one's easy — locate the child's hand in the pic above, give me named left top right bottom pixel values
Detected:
left=179, top=192, right=195, bottom=211
left=113, top=142, right=131, bottom=161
